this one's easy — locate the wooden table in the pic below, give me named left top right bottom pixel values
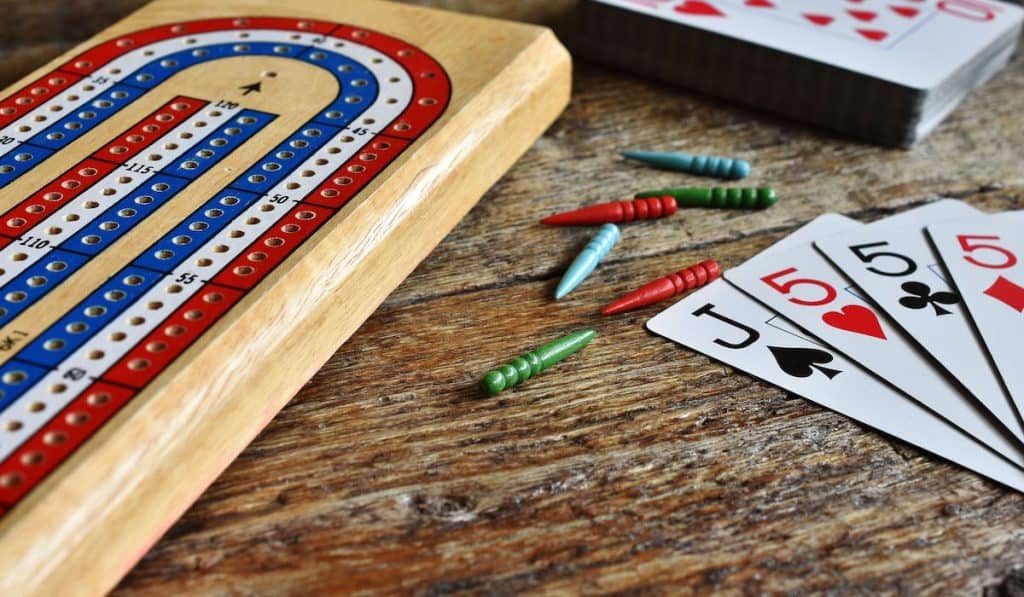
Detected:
left=7, top=1, right=1024, bottom=593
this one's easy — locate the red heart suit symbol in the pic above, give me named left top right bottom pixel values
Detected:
left=675, top=0, right=725, bottom=16
left=746, top=0, right=775, bottom=7
left=857, top=29, right=888, bottom=41
left=804, top=13, right=834, bottom=25
left=822, top=305, right=887, bottom=339
left=891, top=5, right=920, bottom=17
left=848, top=9, right=878, bottom=21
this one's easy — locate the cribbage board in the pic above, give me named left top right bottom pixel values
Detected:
left=0, top=0, right=570, bottom=592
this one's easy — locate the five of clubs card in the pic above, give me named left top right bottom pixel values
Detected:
left=648, top=200, right=1024, bottom=491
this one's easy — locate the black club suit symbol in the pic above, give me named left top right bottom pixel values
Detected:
left=898, top=281, right=959, bottom=316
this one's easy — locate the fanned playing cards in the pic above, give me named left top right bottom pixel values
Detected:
left=577, top=0, right=1023, bottom=146
left=648, top=200, right=1024, bottom=491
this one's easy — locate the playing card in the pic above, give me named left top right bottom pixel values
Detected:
left=724, top=215, right=1024, bottom=465
left=928, top=211, right=1024, bottom=421
left=647, top=278, right=1024, bottom=492
left=593, top=0, right=1023, bottom=88
left=816, top=200, right=1024, bottom=444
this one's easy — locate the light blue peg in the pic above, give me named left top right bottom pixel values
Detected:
left=555, top=223, right=620, bottom=300
left=621, top=149, right=750, bottom=180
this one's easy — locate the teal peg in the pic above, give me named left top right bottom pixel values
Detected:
left=480, top=329, right=597, bottom=396
left=555, top=223, right=619, bottom=300
left=621, top=149, right=750, bottom=180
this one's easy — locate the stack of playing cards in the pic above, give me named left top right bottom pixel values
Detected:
left=648, top=201, right=1024, bottom=490
left=577, top=0, right=1024, bottom=147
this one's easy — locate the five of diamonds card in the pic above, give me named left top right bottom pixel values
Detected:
left=648, top=200, right=1024, bottom=490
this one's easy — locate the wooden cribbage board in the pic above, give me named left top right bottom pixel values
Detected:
left=0, top=1, right=569, bottom=592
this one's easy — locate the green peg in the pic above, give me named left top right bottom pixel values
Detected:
left=480, top=329, right=597, bottom=396
left=635, top=187, right=777, bottom=209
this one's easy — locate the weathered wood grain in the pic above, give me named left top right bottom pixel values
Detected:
left=6, top=0, right=1024, bottom=594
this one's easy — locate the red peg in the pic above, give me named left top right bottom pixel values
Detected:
left=541, top=196, right=678, bottom=226
left=602, top=259, right=721, bottom=315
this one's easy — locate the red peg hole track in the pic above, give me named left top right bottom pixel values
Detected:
left=60, top=18, right=337, bottom=75
left=0, top=382, right=134, bottom=505
left=0, top=159, right=117, bottom=238
left=103, top=286, right=244, bottom=388
left=95, top=96, right=207, bottom=164
left=0, top=73, right=82, bottom=130
left=305, top=138, right=408, bottom=209
left=211, top=204, right=333, bottom=290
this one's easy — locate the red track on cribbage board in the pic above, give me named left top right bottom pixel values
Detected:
left=0, top=16, right=449, bottom=513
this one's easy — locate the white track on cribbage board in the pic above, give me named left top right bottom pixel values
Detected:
left=0, top=0, right=570, bottom=593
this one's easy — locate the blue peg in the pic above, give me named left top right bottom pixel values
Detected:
left=555, top=223, right=620, bottom=300
left=621, top=149, right=750, bottom=180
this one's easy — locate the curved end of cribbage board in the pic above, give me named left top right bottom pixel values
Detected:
left=0, top=0, right=570, bottom=593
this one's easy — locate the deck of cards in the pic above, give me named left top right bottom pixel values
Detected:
left=648, top=201, right=1024, bottom=490
left=577, top=0, right=1024, bottom=146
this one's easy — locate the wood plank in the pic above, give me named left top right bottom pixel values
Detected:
left=5, top=0, right=1024, bottom=593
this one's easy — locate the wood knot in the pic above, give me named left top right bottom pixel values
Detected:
left=408, top=493, right=477, bottom=522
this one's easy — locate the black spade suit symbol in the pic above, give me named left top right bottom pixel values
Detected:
left=767, top=346, right=842, bottom=379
